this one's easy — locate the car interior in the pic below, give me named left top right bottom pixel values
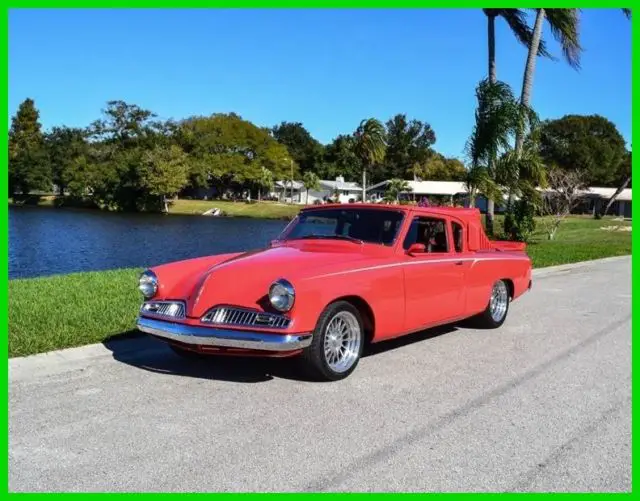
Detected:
left=404, top=217, right=449, bottom=253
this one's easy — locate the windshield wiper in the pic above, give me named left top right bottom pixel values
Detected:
left=298, top=234, right=364, bottom=244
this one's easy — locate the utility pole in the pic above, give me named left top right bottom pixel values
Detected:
left=290, top=159, right=294, bottom=204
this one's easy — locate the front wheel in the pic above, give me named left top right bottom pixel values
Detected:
left=300, top=301, right=364, bottom=381
left=475, top=279, right=510, bottom=328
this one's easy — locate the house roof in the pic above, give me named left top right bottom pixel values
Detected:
left=368, top=180, right=468, bottom=196
left=275, top=180, right=305, bottom=190
left=320, top=179, right=362, bottom=191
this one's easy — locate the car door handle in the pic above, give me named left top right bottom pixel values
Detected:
left=454, top=261, right=464, bottom=265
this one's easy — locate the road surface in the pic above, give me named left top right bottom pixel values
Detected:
left=9, top=256, right=631, bottom=492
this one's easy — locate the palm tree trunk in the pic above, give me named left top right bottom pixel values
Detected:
left=600, top=175, right=631, bottom=218
left=516, top=8, right=546, bottom=157
left=485, top=12, right=497, bottom=236
left=362, top=168, right=367, bottom=202
left=488, top=13, right=497, bottom=84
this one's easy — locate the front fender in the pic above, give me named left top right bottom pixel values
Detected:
left=289, top=266, right=404, bottom=340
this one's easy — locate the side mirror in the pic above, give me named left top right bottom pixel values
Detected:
left=407, top=243, right=426, bottom=256
left=269, top=239, right=280, bottom=247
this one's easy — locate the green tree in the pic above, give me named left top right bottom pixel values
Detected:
left=354, top=118, right=386, bottom=201
left=271, top=121, right=324, bottom=174
left=322, top=134, right=361, bottom=181
left=385, top=178, right=411, bottom=202
left=45, top=126, right=88, bottom=196
left=418, top=153, right=467, bottom=182
left=9, top=98, right=50, bottom=195
left=139, top=144, right=189, bottom=213
left=466, top=79, right=534, bottom=233
left=302, top=171, right=321, bottom=204
left=256, top=167, right=274, bottom=201
left=538, top=114, right=628, bottom=186
left=383, top=114, right=435, bottom=181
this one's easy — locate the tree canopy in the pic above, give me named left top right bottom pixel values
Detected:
left=538, top=114, right=628, bottom=186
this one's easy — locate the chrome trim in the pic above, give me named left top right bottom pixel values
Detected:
left=201, top=306, right=291, bottom=329
left=137, top=317, right=312, bottom=352
left=140, top=300, right=186, bottom=320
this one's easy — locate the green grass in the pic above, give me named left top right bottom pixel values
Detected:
left=8, top=215, right=631, bottom=358
left=9, top=268, right=143, bottom=358
left=168, top=199, right=302, bottom=219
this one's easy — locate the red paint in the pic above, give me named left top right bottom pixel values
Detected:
left=142, top=204, right=532, bottom=355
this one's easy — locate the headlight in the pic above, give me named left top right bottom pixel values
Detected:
left=268, top=279, right=295, bottom=312
left=139, top=270, right=158, bottom=299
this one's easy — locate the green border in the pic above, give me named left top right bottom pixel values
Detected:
left=5, top=3, right=636, bottom=496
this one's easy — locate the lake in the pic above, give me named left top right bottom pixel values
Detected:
left=9, top=206, right=289, bottom=279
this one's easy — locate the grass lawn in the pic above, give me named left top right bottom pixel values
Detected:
left=168, top=199, right=302, bottom=219
left=8, top=215, right=631, bottom=358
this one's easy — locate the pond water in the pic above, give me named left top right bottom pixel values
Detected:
left=9, top=206, right=288, bottom=279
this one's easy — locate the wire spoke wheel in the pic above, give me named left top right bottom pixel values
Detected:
left=323, top=311, right=362, bottom=373
left=489, top=280, right=509, bottom=323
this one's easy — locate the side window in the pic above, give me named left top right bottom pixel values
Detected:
left=452, top=221, right=464, bottom=252
left=402, top=217, right=449, bottom=253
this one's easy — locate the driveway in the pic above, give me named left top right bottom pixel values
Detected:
left=9, top=256, right=631, bottom=492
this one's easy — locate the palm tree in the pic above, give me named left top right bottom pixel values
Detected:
left=484, top=9, right=552, bottom=84
left=515, top=9, right=582, bottom=158
left=302, top=171, right=320, bottom=204
left=257, top=166, right=273, bottom=202
left=354, top=118, right=386, bottom=202
left=385, top=178, right=411, bottom=202
left=483, top=9, right=552, bottom=232
left=466, top=78, right=530, bottom=227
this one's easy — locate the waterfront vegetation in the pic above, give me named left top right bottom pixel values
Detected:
left=8, top=215, right=630, bottom=358
left=9, top=195, right=303, bottom=220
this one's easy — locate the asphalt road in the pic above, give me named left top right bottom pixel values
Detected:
left=9, top=256, right=631, bottom=492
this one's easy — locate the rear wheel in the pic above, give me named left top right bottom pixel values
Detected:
left=475, top=279, right=510, bottom=328
left=300, top=301, right=364, bottom=381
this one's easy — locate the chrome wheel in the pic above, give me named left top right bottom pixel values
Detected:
left=489, top=281, right=509, bottom=322
left=323, top=311, right=362, bottom=373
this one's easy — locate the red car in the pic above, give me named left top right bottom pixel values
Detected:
left=136, top=204, right=532, bottom=381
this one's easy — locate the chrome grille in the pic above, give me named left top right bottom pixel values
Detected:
left=201, top=306, right=291, bottom=329
left=140, top=301, right=186, bottom=320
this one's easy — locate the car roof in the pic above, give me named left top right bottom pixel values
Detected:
left=299, top=203, right=481, bottom=223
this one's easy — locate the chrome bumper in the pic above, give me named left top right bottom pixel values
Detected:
left=136, top=316, right=312, bottom=352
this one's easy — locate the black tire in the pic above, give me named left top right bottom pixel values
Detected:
left=169, top=344, right=209, bottom=360
left=474, top=279, right=510, bottom=329
left=299, top=301, right=365, bottom=381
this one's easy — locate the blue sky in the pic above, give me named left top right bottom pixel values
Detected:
left=9, top=8, right=631, bottom=159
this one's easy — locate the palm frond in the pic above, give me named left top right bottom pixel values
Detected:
left=498, top=9, right=553, bottom=59
left=544, top=8, right=582, bottom=70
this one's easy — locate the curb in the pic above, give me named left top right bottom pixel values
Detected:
left=532, top=254, right=630, bottom=278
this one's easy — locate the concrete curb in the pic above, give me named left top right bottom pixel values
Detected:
left=9, top=254, right=632, bottom=370
left=532, top=255, right=631, bottom=278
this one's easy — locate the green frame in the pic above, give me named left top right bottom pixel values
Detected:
left=3, top=3, right=636, bottom=495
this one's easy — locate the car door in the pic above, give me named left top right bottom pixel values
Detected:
left=401, top=215, right=466, bottom=332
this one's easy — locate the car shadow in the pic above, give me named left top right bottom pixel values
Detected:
left=103, top=321, right=464, bottom=383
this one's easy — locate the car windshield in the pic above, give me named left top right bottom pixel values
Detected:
left=280, top=208, right=405, bottom=246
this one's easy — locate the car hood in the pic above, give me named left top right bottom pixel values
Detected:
left=162, top=242, right=385, bottom=317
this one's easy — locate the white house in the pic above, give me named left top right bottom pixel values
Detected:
left=306, top=176, right=363, bottom=204
left=367, top=180, right=469, bottom=203
left=272, top=180, right=305, bottom=203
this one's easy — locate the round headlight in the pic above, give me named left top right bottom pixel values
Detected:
left=139, top=270, right=158, bottom=299
left=268, top=279, right=295, bottom=312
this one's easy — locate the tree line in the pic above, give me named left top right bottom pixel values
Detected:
left=9, top=8, right=631, bottom=241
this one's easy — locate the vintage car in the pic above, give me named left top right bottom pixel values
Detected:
left=136, top=204, right=532, bottom=381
